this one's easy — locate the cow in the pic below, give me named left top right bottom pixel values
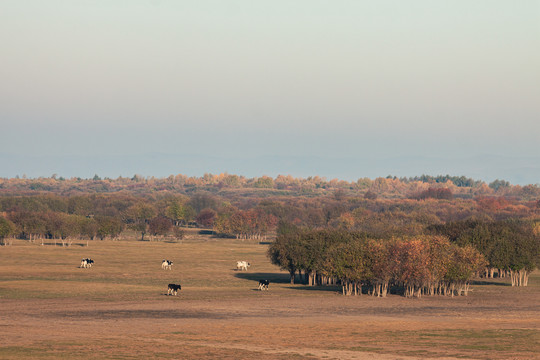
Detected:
left=236, top=261, right=251, bottom=271
left=162, top=260, right=173, bottom=270
left=167, top=283, right=181, bottom=296
left=80, top=258, right=94, bottom=268
left=258, top=279, right=270, bottom=291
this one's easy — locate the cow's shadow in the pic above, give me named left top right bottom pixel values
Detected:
left=234, top=272, right=290, bottom=284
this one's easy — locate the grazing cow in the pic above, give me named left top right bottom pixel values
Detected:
left=162, top=260, right=173, bottom=270
left=80, top=258, right=94, bottom=268
left=167, top=283, right=181, bottom=296
left=236, top=261, right=251, bottom=271
left=258, top=279, right=270, bottom=291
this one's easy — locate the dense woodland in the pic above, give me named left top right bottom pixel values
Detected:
left=0, top=174, right=539, bottom=295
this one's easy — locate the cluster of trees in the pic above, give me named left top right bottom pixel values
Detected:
left=0, top=192, right=282, bottom=244
left=5, top=210, right=124, bottom=246
left=428, top=219, right=540, bottom=286
left=405, top=175, right=483, bottom=188
left=268, top=217, right=539, bottom=296
left=213, top=209, right=278, bottom=240
left=0, top=216, right=16, bottom=245
left=268, top=225, right=487, bottom=297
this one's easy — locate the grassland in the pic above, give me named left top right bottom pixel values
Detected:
left=1, top=232, right=539, bottom=359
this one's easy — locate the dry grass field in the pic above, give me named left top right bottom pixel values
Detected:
left=1, top=231, right=539, bottom=359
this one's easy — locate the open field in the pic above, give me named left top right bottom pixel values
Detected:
left=1, top=233, right=539, bottom=360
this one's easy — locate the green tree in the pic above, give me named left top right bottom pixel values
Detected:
left=253, top=176, right=275, bottom=189
left=80, top=217, right=98, bottom=246
left=488, top=179, right=510, bottom=191
left=96, top=216, right=124, bottom=240
left=323, top=240, right=370, bottom=296
left=365, top=239, right=391, bottom=297
left=125, top=203, right=157, bottom=241
left=0, top=217, right=16, bottom=245
left=165, top=201, right=195, bottom=226
left=268, top=222, right=303, bottom=284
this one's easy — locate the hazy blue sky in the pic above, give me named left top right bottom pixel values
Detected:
left=1, top=1, right=539, bottom=184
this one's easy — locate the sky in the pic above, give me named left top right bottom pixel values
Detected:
left=1, top=1, right=539, bottom=184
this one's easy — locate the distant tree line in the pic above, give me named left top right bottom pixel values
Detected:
left=1, top=173, right=539, bottom=201
left=402, top=175, right=483, bottom=187
left=1, top=181, right=538, bottom=243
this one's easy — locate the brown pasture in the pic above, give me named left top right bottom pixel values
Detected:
left=0, top=233, right=539, bottom=360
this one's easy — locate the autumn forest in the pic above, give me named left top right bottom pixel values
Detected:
left=0, top=173, right=539, bottom=297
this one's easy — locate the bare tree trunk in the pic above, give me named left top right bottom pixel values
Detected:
left=518, top=269, right=529, bottom=287
left=510, top=270, right=517, bottom=286
left=463, top=282, right=470, bottom=296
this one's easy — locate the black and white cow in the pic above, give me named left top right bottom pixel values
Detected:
left=167, top=283, right=181, bottom=296
left=80, top=258, right=94, bottom=268
left=258, top=279, right=270, bottom=291
left=162, top=260, right=173, bottom=270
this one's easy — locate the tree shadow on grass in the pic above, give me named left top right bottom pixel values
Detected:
left=287, top=285, right=341, bottom=293
left=234, top=272, right=290, bottom=284
left=470, top=279, right=511, bottom=286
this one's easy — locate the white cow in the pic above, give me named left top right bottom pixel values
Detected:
left=162, top=260, right=173, bottom=270
left=236, top=261, right=251, bottom=271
